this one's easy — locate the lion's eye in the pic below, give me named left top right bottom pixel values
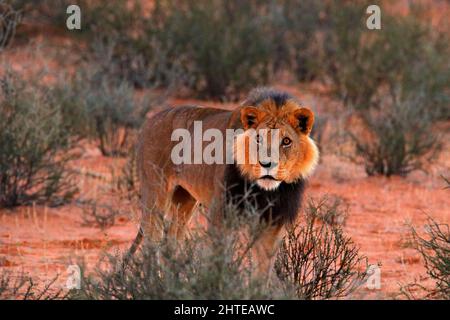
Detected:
left=281, top=137, right=292, bottom=147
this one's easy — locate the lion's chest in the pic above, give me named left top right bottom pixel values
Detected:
left=223, top=164, right=305, bottom=225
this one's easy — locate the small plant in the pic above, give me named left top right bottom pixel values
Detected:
left=0, top=71, right=77, bottom=208
left=305, top=195, right=348, bottom=226
left=80, top=200, right=120, bottom=231
left=275, top=200, right=366, bottom=300
left=347, top=93, right=441, bottom=177
left=0, top=270, right=66, bottom=300
left=83, top=79, right=145, bottom=157
left=0, top=0, right=21, bottom=51
left=77, top=163, right=137, bottom=231
left=54, top=65, right=155, bottom=157
left=81, top=1, right=160, bottom=89
left=402, top=218, right=450, bottom=299
left=0, top=270, right=26, bottom=298
left=113, top=148, right=140, bottom=202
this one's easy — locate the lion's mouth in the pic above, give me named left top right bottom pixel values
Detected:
left=260, top=175, right=278, bottom=181
left=256, top=175, right=281, bottom=191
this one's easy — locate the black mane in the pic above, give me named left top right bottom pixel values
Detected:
left=243, top=87, right=299, bottom=109
left=223, top=164, right=305, bottom=226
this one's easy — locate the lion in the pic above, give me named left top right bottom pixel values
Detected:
left=126, top=87, right=319, bottom=276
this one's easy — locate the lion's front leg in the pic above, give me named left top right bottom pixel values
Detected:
left=252, top=224, right=286, bottom=280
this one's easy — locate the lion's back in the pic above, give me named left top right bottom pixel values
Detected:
left=136, top=105, right=233, bottom=205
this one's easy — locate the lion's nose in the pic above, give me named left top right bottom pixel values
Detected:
left=259, top=161, right=276, bottom=169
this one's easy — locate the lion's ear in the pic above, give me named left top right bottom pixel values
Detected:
left=240, top=106, right=264, bottom=129
left=291, top=107, right=314, bottom=135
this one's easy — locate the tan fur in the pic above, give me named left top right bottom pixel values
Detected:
left=128, top=95, right=319, bottom=276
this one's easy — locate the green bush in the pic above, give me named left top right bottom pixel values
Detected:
left=6, top=0, right=71, bottom=31
left=275, top=197, right=366, bottom=299
left=321, top=1, right=449, bottom=115
left=80, top=1, right=159, bottom=88
left=347, top=92, right=442, bottom=176
left=320, top=2, right=447, bottom=176
left=0, top=194, right=365, bottom=300
left=4, top=0, right=326, bottom=100
left=0, top=71, right=77, bottom=208
left=145, top=0, right=273, bottom=100
left=304, top=195, right=348, bottom=226
left=77, top=0, right=324, bottom=98
left=271, top=0, right=323, bottom=80
left=53, top=65, right=154, bottom=157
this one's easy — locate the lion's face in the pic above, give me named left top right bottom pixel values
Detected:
left=234, top=98, right=319, bottom=191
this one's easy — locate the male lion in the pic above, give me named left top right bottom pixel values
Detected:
left=127, top=87, right=319, bottom=275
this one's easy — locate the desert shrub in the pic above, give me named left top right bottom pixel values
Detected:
left=402, top=218, right=450, bottom=299
left=2, top=1, right=339, bottom=100
left=70, top=205, right=282, bottom=300
left=32, top=0, right=183, bottom=90
left=347, top=92, right=442, bottom=176
left=82, top=0, right=325, bottom=99
left=0, top=270, right=66, bottom=300
left=274, top=198, right=366, bottom=299
left=0, top=71, right=77, bottom=208
left=80, top=1, right=163, bottom=89
left=112, top=148, right=140, bottom=202
left=304, top=195, right=348, bottom=226
left=270, top=0, right=323, bottom=80
left=320, top=1, right=383, bottom=109
left=321, top=1, right=449, bottom=116
left=77, top=77, right=146, bottom=157
left=79, top=199, right=121, bottom=230
left=0, top=0, right=20, bottom=51
left=70, top=194, right=365, bottom=300
left=8, top=0, right=85, bottom=30
left=325, top=3, right=447, bottom=176
left=76, top=153, right=138, bottom=230
left=0, top=270, right=24, bottom=298
left=144, top=0, right=273, bottom=100
left=53, top=64, right=155, bottom=157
